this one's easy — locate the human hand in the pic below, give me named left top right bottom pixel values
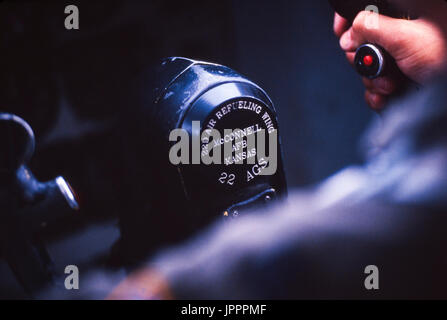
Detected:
left=334, top=8, right=447, bottom=110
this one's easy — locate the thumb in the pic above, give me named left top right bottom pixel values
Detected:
left=339, top=11, right=411, bottom=55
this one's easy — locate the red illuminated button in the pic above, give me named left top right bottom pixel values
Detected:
left=363, top=55, right=374, bottom=67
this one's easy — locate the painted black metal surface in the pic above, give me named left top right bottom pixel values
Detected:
left=0, top=113, right=79, bottom=296
left=116, top=58, right=287, bottom=265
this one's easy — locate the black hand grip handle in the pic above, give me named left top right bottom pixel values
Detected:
left=0, top=113, right=35, bottom=173
left=0, top=113, right=79, bottom=296
left=0, top=113, right=79, bottom=211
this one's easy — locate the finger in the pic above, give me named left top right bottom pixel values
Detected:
left=340, top=28, right=354, bottom=52
left=340, top=11, right=410, bottom=53
left=365, top=90, right=386, bottom=111
left=362, top=76, right=398, bottom=95
left=345, top=52, right=355, bottom=65
left=334, top=13, right=350, bottom=38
